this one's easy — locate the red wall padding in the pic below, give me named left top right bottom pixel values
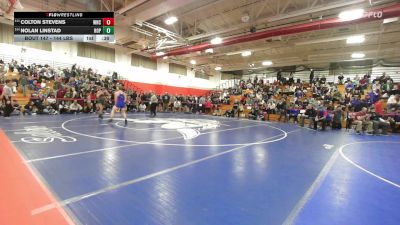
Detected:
left=122, top=80, right=211, bottom=96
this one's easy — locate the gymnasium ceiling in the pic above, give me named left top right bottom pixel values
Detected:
left=1, top=0, right=400, bottom=75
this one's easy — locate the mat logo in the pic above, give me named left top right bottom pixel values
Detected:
left=127, top=118, right=220, bottom=139
left=14, top=126, right=77, bottom=144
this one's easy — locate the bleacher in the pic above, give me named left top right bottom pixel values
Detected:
left=2, top=53, right=399, bottom=128
left=210, top=72, right=399, bottom=128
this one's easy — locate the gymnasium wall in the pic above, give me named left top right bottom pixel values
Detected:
left=122, top=80, right=211, bottom=96
left=242, top=67, right=400, bottom=84
left=0, top=42, right=221, bottom=92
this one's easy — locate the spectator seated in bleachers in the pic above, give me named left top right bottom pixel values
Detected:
left=248, top=108, right=258, bottom=120
left=338, top=74, right=344, bottom=84
left=266, top=98, right=277, bottom=121
left=351, top=107, right=374, bottom=134
left=314, top=106, right=330, bottom=131
left=331, top=106, right=344, bottom=129
left=23, top=101, right=35, bottom=115
left=232, top=99, right=241, bottom=118
left=11, top=99, right=21, bottom=116
left=69, top=100, right=83, bottom=114
left=387, top=112, right=400, bottom=133
left=277, top=98, right=288, bottom=123
left=43, top=100, right=58, bottom=115
left=213, top=107, right=222, bottom=116
left=298, top=104, right=317, bottom=128
left=369, top=107, right=390, bottom=135
left=224, top=108, right=235, bottom=117
left=138, top=102, right=146, bottom=112
left=287, top=104, right=300, bottom=123
left=58, top=101, right=69, bottom=114
left=173, top=99, right=182, bottom=113
left=387, top=94, right=399, bottom=112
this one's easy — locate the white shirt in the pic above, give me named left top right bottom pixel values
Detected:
left=174, top=101, right=181, bottom=108
left=372, top=83, right=381, bottom=91
left=3, top=85, right=13, bottom=98
left=387, top=95, right=397, bottom=104
left=69, top=103, right=82, bottom=111
left=47, top=97, right=56, bottom=104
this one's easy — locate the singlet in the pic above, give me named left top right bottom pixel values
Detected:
left=116, top=92, right=125, bottom=108
left=97, top=91, right=106, bottom=104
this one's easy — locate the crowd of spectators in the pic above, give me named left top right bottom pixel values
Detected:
left=135, top=92, right=213, bottom=114
left=0, top=59, right=213, bottom=117
left=216, top=72, right=400, bottom=134
left=1, top=58, right=399, bottom=134
left=1, top=59, right=117, bottom=116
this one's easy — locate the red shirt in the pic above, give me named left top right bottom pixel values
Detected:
left=352, top=111, right=367, bottom=120
left=57, top=89, right=66, bottom=98
left=90, top=93, right=97, bottom=101
left=374, top=101, right=384, bottom=115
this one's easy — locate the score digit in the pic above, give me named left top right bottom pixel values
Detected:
left=102, top=18, right=114, bottom=26
left=102, top=26, right=114, bottom=34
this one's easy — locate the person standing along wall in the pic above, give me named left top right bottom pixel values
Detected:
left=19, top=72, right=28, bottom=97
left=150, top=92, right=158, bottom=118
left=1, top=80, right=14, bottom=117
left=162, top=92, right=170, bottom=112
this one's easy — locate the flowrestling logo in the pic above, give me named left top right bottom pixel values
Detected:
left=125, top=118, right=221, bottom=139
left=14, top=126, right=77, bottom=143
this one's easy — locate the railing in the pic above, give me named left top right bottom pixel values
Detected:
left=214, top=79, right=240, bottom=91
left=0, top=53, right=74, bottom=71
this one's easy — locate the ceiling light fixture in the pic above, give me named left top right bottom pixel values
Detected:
left=156, top=52, right=165, bottom=56
left=164, top=16, right=178, bottom=25
left=338, top=9, right=364, bottom=21
left=262, top=60, right=273, bottom=66
left=211, top=37, right=222, bottom=45
left=351, top=52, right=365, bottom=58
left=205, top=48, right=214, bottom=53
left=241, top=12, right=250, bottom=23
left=241, top=51, right=252, bottom=57
left=190, top=59, right=196, bottom=65
left=346, top=35, right=365, bottom=44
left=214, top=66, right=222, bottom=71
left=383, top=17, right=399, bottom=24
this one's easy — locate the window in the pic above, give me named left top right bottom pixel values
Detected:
left=0, top=24, right=52, bottom=51
left=221, top=72, right=239, bottom=80
left=77, top=43, right=115, bottom=62
left=169, top=63, right=187, bottom=75
left=195, top=71, right=209, bottom=80
left=131, top=54, right=157, bottom=70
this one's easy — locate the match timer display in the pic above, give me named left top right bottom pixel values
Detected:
left=14, top=12, right=115, bottom=42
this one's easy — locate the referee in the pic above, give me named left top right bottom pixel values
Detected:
left=150, top=92, right=158, bottom=118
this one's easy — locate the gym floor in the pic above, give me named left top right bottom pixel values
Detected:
left=1, top=113, right=399, bottom=225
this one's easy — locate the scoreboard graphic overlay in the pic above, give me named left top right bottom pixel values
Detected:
left=14, top=12, right=114, bottom=42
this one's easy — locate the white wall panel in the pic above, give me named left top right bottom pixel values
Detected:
left=0, top=43, right=218, bottom=89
